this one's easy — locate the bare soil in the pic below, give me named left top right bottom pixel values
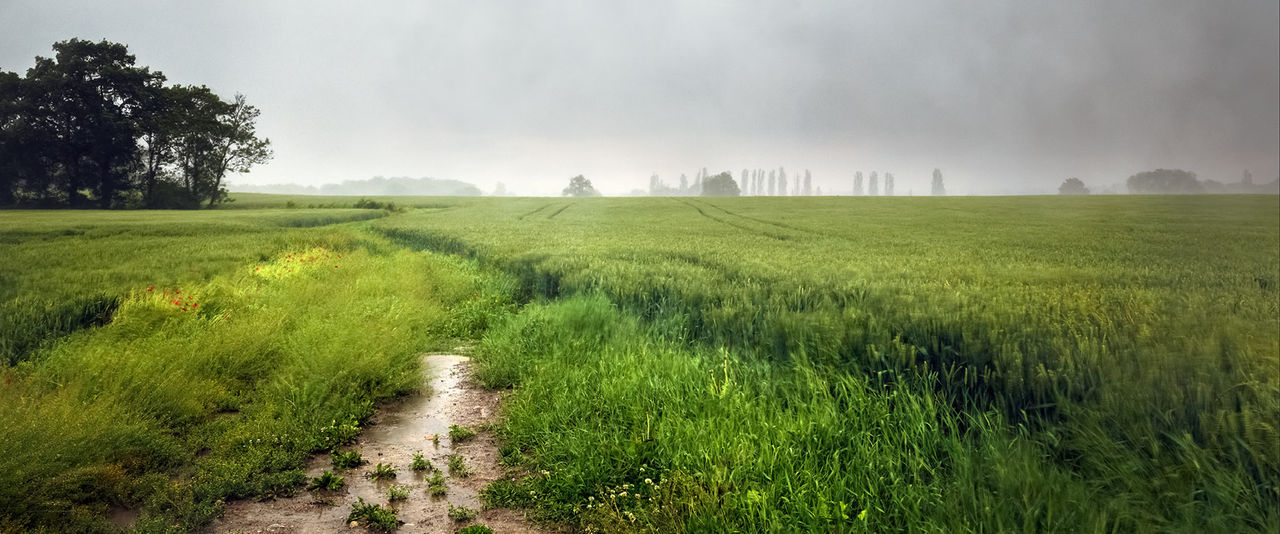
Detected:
left=205, top=354, right=553, bottom=534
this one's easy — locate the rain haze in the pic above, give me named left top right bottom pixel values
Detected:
left=2, top=0, right=1277, bottom=196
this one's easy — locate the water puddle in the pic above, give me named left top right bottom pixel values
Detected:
left=206, top=354, right=547, bottom=533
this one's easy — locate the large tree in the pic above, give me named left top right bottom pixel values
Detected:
left=932, top=168, right=946, bottom=196
left=562, top=174, right=600, bottom=197
left=701, top=171, right=740, bottom=196
left=1059, top=177, right=1090, bottom=195
left=0, top=39, right=271, bottom=209
left=20, top=39, right=161, bottom=207
left=205, top=94, right=272, bottom=206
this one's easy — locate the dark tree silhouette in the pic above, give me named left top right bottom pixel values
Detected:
left=932, top=168, right=946, bottom=196
left=1126, top=169, right=1202, bottom=194
left=1058, top=177, right=1090, bottom=195
left=1, top=39, right=270, bottom=208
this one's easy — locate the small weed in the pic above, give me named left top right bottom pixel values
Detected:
left=348, top=497, right=399, bottom=532
left=366, top=462, right=399, bottom=481
left=447, top=504, right=478, bottom=521
left=387, top=484, right=412, bottom=501
left=432, top=434, right=440, bottom=447
left=428, top=471, right=447, bottom=496
left=410, top=452, right=432, bottom=472
left=318, top=418, right=361, bottom=450
left=331, top=450, right=364, bottom=470
left=306, top=470, right=345, bottom=492
left=457, top=526, right=494, bottom=534
left=447, top=454, right=471, bottom=478
left=448, top=424, right=476, bottom=443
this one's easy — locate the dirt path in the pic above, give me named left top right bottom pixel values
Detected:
left=206, top=354, right=550, bottom=533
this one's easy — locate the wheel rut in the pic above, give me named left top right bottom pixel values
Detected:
left=206, top=354, right=552, bottom=533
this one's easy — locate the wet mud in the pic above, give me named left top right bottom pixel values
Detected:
left=206, top=354, right=550, bottom=533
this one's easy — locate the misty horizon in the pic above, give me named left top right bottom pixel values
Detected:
left=4, top=1, right=1277, bottom=197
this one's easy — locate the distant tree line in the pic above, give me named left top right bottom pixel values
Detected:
left=1058, top=170, right=1279, bottom=195
left=1125, top=169, right=1278, bottom=195
left=235, top=176, right=482, bottom=196
left=649, top=167, right=820, bottom=197
left=0, top=39, right=271, bottom=209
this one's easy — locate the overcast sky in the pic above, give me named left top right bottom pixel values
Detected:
left=3, top=1, right=1277, bottom=195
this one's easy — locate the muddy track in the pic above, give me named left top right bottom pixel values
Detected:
left=206, top=355, right=552, bottom=534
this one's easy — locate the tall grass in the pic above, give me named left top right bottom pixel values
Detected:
left=0, top=209, right=387, bottom=364
left=0, top=232, right=514, bottom=531
left=478, top=295, right=1274, bottom=532
left=378, top=195, right=1279, bottom=531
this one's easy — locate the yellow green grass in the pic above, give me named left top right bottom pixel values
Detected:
left=0, top=213, right=514, bottom=531
left=0, top=195, right=1276, bottom=532
left=377, top=195, right=1278, bottom=532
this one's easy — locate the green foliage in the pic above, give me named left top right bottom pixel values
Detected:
left=449, top=424, right=477, bottom=443
left=387, top=484, right=412, bottom=501
left=373, top=196, right=1280, bottom=531
left=348, top=497, right=399, bottom=532
left=366, top=462, right=399, bottom=481
left=1, top=39, right=271, bottom=209
left=353, top=197, right=404, bottom=212
left=307, top=470, right=345, bottom=492
left=427, top=471, right=448, bottom=496
left=0, top=216, right=507, bottom=532
left=456, top=525, right=495, bottom=534
left=0, top=209, right=386, bottom=365
left=410, top=452, right=433, bottom=472
left=447, top=454, right=471, bottom=478
left=332, top=451, right=365, bottom=471
left=318, top=418, right=362, bottom=450
left=3, top=196, right=1277, bottom=532
left=447, top=504, right=478, bottom=521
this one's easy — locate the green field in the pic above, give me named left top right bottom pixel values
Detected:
left=0, top=195, right=1276, bottom=532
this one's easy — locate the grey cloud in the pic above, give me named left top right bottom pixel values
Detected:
left=2, top=0, right=1276, bottom=195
